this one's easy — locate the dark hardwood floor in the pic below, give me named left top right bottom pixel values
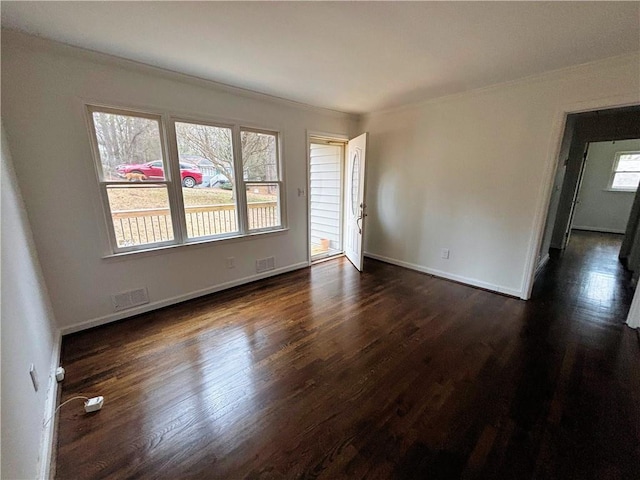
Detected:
left=55, top=231, right=640, bottom=479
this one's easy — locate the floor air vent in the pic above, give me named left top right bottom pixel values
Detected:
left=256, top=256, right=276, bottom=273
left=111, top=287, right=149, bottom=312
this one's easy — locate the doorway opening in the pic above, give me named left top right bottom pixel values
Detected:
left=534, top=106, right=640, bottom=301
left=309, top=138, right=345, bottom=262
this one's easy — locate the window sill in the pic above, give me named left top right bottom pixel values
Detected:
left=602, top=188, right=637, bottom=193
left=102, top=227, right=289, bottom=261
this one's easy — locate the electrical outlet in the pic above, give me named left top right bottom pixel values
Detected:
left=226, top=257, right=235, bottom=269
left=29, top=364, right=39, bottom=392
left=441, top=248, right=450, bottom=259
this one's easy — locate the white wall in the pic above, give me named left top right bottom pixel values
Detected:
left=572, top=139, right=640, bottom=233
left=1, top=31, right=357, bottom=332
left=1, top=125, right=59, bottom=479
left=361, top=53, right=640, bottom=297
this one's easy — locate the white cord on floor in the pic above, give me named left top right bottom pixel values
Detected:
left=43, top=396, right=89, bottom=427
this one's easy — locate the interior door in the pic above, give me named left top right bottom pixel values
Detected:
left=344, top=133, right=368, bottom=271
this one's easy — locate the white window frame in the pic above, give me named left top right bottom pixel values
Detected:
left=240, top=127, right=284, bottom=233
left=86, top=105, right=286, bottom=254
left=608, top=151, right=640, bottom=192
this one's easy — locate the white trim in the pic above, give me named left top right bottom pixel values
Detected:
left=626, top=284, right=640, bottom=329
left=364, top=252, right=522, bottom=298
left=60, top=261, right=309, bottom=335
left=38, top=329, right=63, bottom=480
left=602, top=188, right=637, bottom=193
left=571, top=226, right=626, bottom=234
left=520, top=95, right=640, bottom=301
left=306, top=130, right=349, bottom=265
left=535, top=253, right=550, bottom=277
left=519, top=110, right=569, bottom=300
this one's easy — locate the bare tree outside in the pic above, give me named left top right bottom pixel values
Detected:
left=175, top=123, right=276, bottom=190
left=241, top=131, right=277, bottom=181
left=175, top=122, right=235, bottom=184
left=92, top=112, right=162, bottom=180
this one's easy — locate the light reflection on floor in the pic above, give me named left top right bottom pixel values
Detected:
left=582, top=271, right=617, bottom=306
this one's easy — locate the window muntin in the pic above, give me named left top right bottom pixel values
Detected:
left=241, top=130, right=283, bottom=231
left=88, top=106, right=285, bottom=253
left=610, top=151, right=640, bottom=191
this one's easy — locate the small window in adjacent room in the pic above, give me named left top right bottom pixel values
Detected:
left=609, top=151, right=640, bottom=191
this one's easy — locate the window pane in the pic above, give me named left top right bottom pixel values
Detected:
left=616, top=154, right=640, bottom=172
left=612, top=172, right=640, bottom=190
left=241, top=131, right=278, bottom=181
left=106, top=185, right=174, bottom=247
left=246, top=183, right=280, bottom=230
left=174, top=122, right=239, bottom=239
left=92, top=112, right=165, bottom=182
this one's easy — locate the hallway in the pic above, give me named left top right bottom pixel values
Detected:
left=536, top=230, right=634, bottom=321
left=522, top=229, right=639, bottom=478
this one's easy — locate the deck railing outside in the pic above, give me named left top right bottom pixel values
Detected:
left=112, top=202, right=278, bottom=247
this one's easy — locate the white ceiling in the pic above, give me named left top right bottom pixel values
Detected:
left=2, top=2, right=639, bottom=114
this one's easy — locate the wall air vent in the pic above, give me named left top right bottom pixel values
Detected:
left=256, top=256, right=276, bottom=273
left=111, top=287, right=149, bottom=312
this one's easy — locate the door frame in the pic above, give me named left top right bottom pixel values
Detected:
left=521, top=95, right=640, bottom=300
left=562, top=142, right=590, bottom=249
left=306, top=130, right=349, bottom=265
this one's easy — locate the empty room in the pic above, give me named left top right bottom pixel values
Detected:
left=2, top=2, right=640, bottom=479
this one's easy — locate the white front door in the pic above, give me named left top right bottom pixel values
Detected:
left=344, top=133, right=368, bottom=271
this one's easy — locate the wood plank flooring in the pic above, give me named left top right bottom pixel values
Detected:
left=55, top=231, right=640, bottom=479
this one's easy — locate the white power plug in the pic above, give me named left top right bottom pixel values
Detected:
left=55, top=367, right=65, bottom=382
left=84, top=396, right=104, bottom=413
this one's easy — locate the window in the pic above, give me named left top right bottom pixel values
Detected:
left=241, top=129, right=282, bottom=231
left=89, top=108, right=176, bottom=250
left=87, top=106, right=285, bottom=253
left=609, top=151, right=640, bottom=191
left=174, top=120, right=239, bottom=240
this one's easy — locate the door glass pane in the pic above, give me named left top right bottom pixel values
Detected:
left=351, top=151, right=360, bottom=215
left=91, top=111, right=165, bottom=182
left=174, top=121, right=239, bottom=238
left=106, top=185, right=173, bottom=247
left=241, top=131, right=278, bottom=181
left=246, top=183, right=280, bottom=230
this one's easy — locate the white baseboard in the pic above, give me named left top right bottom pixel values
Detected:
left=535, top=253, right=550, bottom=277
left=572, top=226, right=626, bottom=234
left=364, top=252, right=522, bottom=298
left=39, top=329, right=62, bottom=480
left=60, top=262, right=310, bottom=335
